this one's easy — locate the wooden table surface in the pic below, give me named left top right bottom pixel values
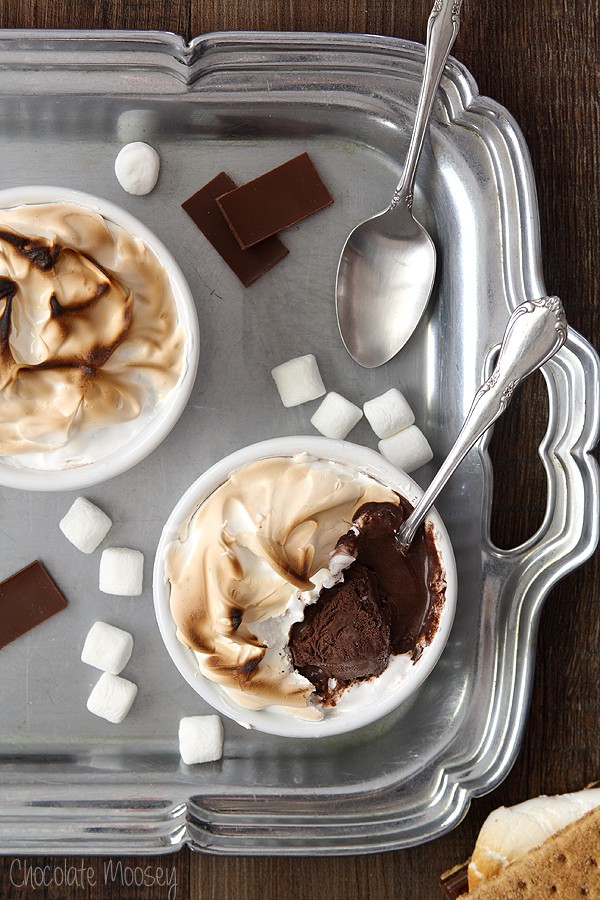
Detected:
left=0, top=1, right=598, bottom=898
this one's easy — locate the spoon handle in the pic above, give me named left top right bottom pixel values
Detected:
left=396, top=297, right=568, bottom=549
left=393, top=0, right=462, bottom=210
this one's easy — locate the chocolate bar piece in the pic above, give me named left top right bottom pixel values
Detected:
left=0, top=560, right=67, bottom=649
left=182, top=173, right=288, bottom=288
left=439, top=862, right=469, bottom=899
left=216, top=152, right=333, bottom=248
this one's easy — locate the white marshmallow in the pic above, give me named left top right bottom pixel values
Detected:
left=114, top=141, right=160, bottom=195
left=87, top=672, right=138, bottom=724
left=363, top=388, right=415, bottom=439
left=99, top=548, right=144, bottom=596
left=81, top=621, right=133, bottom=675
left=311, top=391, right=362, bottom=440
left=59, top=496, right=112, bottom=554
left=271, top=354, right=326, bottom=407
left=179, top=715, right=224, bottom=765
left=378, top=425, right=433, bottom=473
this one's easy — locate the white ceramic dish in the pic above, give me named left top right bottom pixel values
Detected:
left=0, top=185, right=199, bottom=491
left=153, top=435, right=457, bottom=739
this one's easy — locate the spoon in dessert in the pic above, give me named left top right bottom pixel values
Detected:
left=336, top=0, right=462, bottom=368
left=396, top=296, right=568, bottom=551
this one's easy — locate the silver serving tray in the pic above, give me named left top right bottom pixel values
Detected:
left=0, top=29, right=598, bottom=856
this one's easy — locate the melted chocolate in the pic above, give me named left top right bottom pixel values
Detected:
left=340, top=500, right=445, bottom=658
left=289, top=500, right=447, bottom=702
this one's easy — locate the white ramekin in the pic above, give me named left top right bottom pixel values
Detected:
left=0, top=185, right=199, bottom=491
left=153, top=436, right=457, bottom=739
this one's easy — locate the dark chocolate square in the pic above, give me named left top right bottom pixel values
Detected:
left=216, top=152, right=333, bottom=248
left=0, top=560, right=68, bottom=650
left=439, top=863, right=469, bottom=898
left=182, top=173, right=288, bottom=287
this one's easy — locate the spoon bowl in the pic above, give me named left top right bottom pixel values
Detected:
left=336, top=205, right=436, bottom=368
left=336, top=0, right=462, bottom=368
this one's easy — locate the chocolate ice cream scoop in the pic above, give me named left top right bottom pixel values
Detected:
left=289, top=564, right=391, bottom=697
left=289, top=499, right=447, bottom=704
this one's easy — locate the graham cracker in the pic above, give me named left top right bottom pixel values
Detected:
left=462, top=806, right=600, bottom=898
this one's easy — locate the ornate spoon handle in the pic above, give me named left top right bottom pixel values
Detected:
left=393, top=0, right=462, bottom=209
left=396, top=297, right=568, bottom=550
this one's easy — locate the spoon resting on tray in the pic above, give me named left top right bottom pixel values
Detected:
left=335, top=0, right=463, bottom=368
left=396, top=296, right=568, bottom=551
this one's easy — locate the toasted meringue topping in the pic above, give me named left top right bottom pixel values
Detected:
left=164, top=455, right=397, bottom=713
left=0, top=202, right=185, bottom=462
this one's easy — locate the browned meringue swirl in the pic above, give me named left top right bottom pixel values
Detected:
left=165, top=455, right=398, bottom=713
left=0, top=202, right=185, bottom=459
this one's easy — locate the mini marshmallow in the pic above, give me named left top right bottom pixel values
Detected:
left=59, top=496, right=112, bottom=554
left=99, top=548, right=144, bottom=596
left=179, top=715, right=224, bottom=765
left=81, top=621, right=133, bottom=675
left=114, top=141, right=160, bottom=195
left=378, top=425, right=434, bottom=473
left=87, top=672, right=138, bottom=724
left=363, top=388, right=415, bottom=439
left=271, top=354, right=326, bottom=407
left=310, top=391, right=363, bottom=440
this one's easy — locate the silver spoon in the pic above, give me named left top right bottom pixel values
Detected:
left=336, top=0, right=462, bottom=368
left=396, top=297, right=568, bottom=551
